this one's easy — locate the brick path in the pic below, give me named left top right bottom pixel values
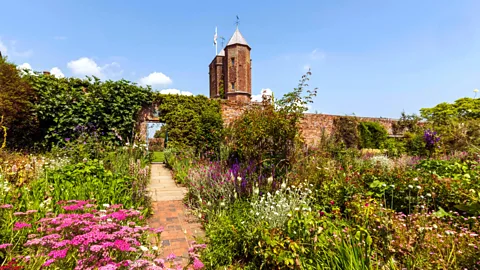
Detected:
left=147, top=163, right=204, bottom=266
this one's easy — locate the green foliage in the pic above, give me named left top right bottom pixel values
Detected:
left=392, top=111, right=421, bottom=134
left=153, top=94, right=223, bottom=154
left=0, top=57, right=39, bottom=149
left=226, top=71, right=317, bottom=168
left=357, top=121, right=388, bottom=149
left=27, top=74, right=152, bottom=146
left=333, top=116, right=359, bottom=149
left=420, top=97, right=480, bottom=125
left=151, top=151, right=165, bottom=163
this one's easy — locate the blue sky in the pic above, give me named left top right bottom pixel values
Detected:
left=1, top=0, right=480, bottom=118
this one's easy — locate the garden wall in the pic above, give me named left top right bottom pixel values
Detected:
left=220, top=100, right=396, bottom=146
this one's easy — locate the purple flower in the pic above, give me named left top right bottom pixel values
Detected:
left=0, top=204, right=13, bottom=209
left=65, top=138, right=70, bottom=142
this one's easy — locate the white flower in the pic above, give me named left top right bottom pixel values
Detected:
left=256, top=212, right=260, bottom=216
left=391, top=184, right=395, bottom=188
left=416, top=186, right=421, bottom=190
left=382, top=184, right=387, bottom=187
left=474, top=89, right=479, bottom=93
left=281, top=182, right=287, bottom=189
left=408, top=185, right=413, bottom=189
left=433, top=224, right=438, bottom=229
left=426, top=193, right=432, bottom=197
left=103, top=204, right=110, bottom=208
left=267, top=177, right=273, bottom=185
left=413, top=177, right=418, bottom=181
left=220, top=202, right=225, bottom=207
left=125, top=142, right=130, bottom=146
left=152, top=246, right=158, bottom=251
left=287, top=213, right=292, bottom=217
left=140, top=246, right=148, bottom=252
left=107, top=218, right=112, bottom=222
left=294, top=207, right=300, bottom=211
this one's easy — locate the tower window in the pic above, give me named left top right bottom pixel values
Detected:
left=231, top=58, right=235, bottom=65
left=231, top=82, right=235, bottom=90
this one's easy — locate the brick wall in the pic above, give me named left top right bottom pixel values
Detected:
left=221, top=101, right=396, bottom=146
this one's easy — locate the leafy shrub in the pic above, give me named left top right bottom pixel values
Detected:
left=358, top=121, right=388, bottom=149
left=333, top=116, right=359, bottom=149
left=28, top=74, right=152, bottom=147
left=153, top=94, right=223, bottom=154
left=0, top=57, right=39, bottom=149
left=226, top=72, right=317, bottom=171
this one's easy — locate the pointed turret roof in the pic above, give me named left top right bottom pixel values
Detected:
left=218, top=48, right=225, bottom=56
left=226, top=28, right=250, bottom=48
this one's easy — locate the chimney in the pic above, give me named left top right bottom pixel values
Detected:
left=43, top=71, right=51, bottom=75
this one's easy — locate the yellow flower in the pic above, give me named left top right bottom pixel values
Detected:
left=474, top=89, right=479, bottom=93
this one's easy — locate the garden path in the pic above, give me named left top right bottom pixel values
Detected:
left=147, top=163, right=204, bottom=267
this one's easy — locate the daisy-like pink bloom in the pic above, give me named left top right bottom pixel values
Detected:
left=0, top=243, right=13, bottom=249
left=13, top=222, right=31, bottom=231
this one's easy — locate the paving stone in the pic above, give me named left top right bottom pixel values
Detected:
left=147, top=164, right=204, bottom=268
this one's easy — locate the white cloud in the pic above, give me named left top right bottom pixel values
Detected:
left=139, top=72, right=173, bottom=87
left=17, top=63, right=34, bottom=76
left=252, top=88, right=273, bottom=102
left=50, top=67, right=65, bottom=78
left=67, top=57, right=103, bottom=77
left=158, top=88, right=193, bottom=96
left=67, top=57, right=123, bottom=79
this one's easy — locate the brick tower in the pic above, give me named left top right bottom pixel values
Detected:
left=209, top=27, right=251, bottom=102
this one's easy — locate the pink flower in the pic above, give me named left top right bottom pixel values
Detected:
left=0, top=204, right=13, bottom=209
left=13, top=212, right=26, bottom=216
left=193, top=258, right=205, bottom=269
left=113, top=239, right=130, bottom=251
left=90, top=245, right=103, bottom=252
left=24, top=256, right=31, bottom=262
left=48, top=248, right=68, bottom=259
left=98, top=263, right=118, bottom=270
left=110, top=211, right=127, bottom=221
left=13, top=222, right=31, bottom=231
left=42, top=259, right=55, bottom=267
left=166, top=253, right=176, bottom=261
left=0, top=243, right=13, bottom=249
left=150, top=227, right=164, bottom=234
left=26, top=210, right=38, bottom=215
left=153, top=258, right=165, bottom=267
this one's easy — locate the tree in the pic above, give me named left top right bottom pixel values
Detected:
left=0, top=57, right=39, bottom=148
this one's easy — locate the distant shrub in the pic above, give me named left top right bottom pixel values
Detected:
left=333, top=116, right=359, bottom=149
left=358, top=121, right=388, bottom=149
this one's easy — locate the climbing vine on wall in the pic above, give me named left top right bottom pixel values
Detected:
left=27, top=74, right=152, bottom=147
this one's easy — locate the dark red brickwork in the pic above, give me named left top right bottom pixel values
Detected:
left=209, top=44, right=252, bottom=103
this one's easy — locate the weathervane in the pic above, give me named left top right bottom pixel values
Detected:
left=235, top=15, right=240, bottom=28
left=220, top=37, right=225, bottom=49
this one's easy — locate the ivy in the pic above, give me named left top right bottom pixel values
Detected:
left=27, top=74, right=152, bottom=147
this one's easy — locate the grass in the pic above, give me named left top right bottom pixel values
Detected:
left=151, top=151, right=165, bottom=163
